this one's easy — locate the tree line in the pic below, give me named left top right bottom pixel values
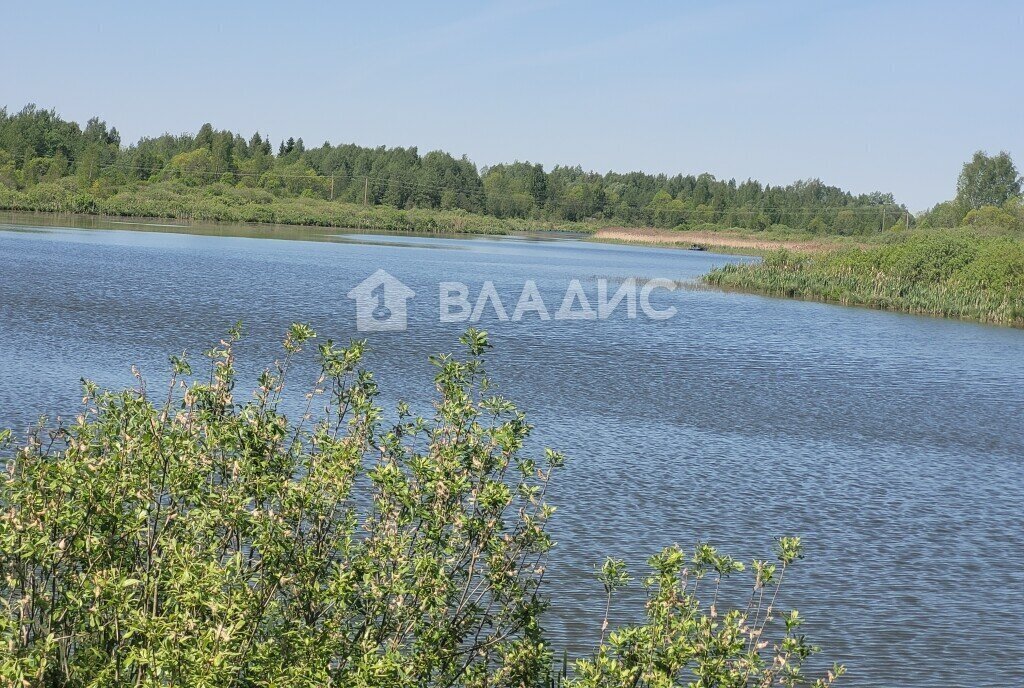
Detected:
left=1, top=103, right=911, bottom=234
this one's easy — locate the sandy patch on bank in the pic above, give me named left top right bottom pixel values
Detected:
left=591, top=227, right=841, bottom=253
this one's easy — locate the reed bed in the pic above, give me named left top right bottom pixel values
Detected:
left=705, top=230, right=1024, bottom=327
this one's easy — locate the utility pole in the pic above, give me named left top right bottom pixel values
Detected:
left=880, top=205, right=886, bottom=232
left=359, top=176, right=369, bottom=232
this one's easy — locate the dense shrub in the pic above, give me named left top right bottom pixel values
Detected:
left=0, top=179, right=602, bottom=234
left=0, top=329, right=839, bottom=687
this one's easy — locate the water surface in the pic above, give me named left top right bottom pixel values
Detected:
left=1, top=215, right=1022, bottom=686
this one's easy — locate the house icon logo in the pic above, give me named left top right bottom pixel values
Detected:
left=347, top=269, right=416, bottom=332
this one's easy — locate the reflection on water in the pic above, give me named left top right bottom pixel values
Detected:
left=1, top=210, right=574, bottom=246
left=0, top=214, right=1022, bottom=685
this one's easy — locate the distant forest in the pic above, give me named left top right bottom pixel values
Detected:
left=1, top=103, right=908, bottom=233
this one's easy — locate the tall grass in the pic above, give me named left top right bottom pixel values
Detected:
left=705, top=230, right=1024, bottom=327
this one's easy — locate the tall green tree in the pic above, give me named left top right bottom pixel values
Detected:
left=956, top=150, right=1021, bottom=210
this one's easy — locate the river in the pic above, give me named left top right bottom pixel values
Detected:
left=1, top=214, right=1022, bottom=686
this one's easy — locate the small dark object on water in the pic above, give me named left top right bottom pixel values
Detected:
left=689, top=244, right=707, bottom=251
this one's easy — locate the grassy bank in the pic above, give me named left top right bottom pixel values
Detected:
left=705, top=229, right=1024, bottom=327
left=0, top=178, right=602, bottom=235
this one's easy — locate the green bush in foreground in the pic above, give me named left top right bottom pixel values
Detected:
left=0, top=328, right=840, bottom=687
left=706, top=230, right=1024, bottom=327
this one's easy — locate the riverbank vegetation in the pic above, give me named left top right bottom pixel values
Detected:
left=0, top=177, right=575, bottom=234
left=707, top=229, right=1024, bottom=326
left=1, top=103, right=904, bottom=234
left=0, top=328, right=841, bottom=687
left=705, top=152, right=1024, bottom=326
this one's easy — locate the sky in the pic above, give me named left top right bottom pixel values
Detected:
left=2, top=0, right=1022, bottom=211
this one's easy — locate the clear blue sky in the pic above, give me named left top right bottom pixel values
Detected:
left=3, top=0, right=1021, bottom=210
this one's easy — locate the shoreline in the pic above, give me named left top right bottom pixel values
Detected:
left=588, top=226, right=853, bottom=256
left=0, top=208, right=516, bottom=237
left=2, top=209, right=846, bottom=257
left=5, top=210, right=1020, bottom=329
